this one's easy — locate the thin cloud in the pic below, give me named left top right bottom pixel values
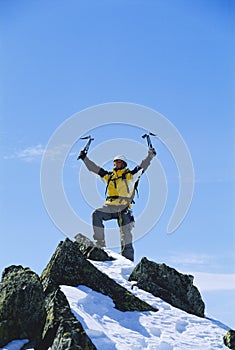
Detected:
left=3, top=143, right=73, bottom=162
left=3, top=144, right=45, bottom=162
left=42, top=144, right=73, bottom=161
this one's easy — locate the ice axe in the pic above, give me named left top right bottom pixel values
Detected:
left=142, top=132, right=157, bottom=152
left=77, top=135, right=94, bottom=159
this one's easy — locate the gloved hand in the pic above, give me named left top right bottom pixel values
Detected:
left=149, top=148, right=157, bottom=158
left=78, top=150, right=87, bottom=160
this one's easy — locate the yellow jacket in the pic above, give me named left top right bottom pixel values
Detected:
left=103, top=168, right=136, bottom=206
left=83, top=151, right=154, bottom=207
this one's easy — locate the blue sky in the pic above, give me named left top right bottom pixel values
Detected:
left=0, top=0, right=234, bottom=329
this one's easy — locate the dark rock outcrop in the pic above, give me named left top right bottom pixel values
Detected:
left=74, top=233, right=114, bottom=261
left=41, top=238, right=157, bottom=312
left=129, top=257, right=205, bottom=317
left=224, top=330, right=235, bottom=350
left=40, top=288, right=97, bottom=350
left=0, top=265, right=46, bottom=347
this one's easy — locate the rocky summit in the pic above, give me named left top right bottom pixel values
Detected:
left=0, top=235, right=232, bottom=349
left=40, top=237, right=156, bottom=313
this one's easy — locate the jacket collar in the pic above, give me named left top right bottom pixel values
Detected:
left=113, top=167, right=127, bottom=174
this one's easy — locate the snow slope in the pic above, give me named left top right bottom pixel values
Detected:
left=1, top=251, right=230, bottom=350
left=63, top=251, right=229, bottom=350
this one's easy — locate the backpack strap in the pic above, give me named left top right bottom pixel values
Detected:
left=105, top=172, right=114, bottom=197
left=122, top=170, right=130, bottom=194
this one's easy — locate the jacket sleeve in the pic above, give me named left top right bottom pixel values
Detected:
left=82, top=155, right=108, bottom=177
left=139, top=150, right=156, bottom=172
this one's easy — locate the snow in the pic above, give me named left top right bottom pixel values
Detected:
left=1, top=250, right=230, bottom=350
left=63, top=250, right=229, bottom=350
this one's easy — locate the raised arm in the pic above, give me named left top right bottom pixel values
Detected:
left=139, top=149, right=156, bottom=172
left=79, top=150, right=107, bottom=177
left=129, top=148, right=157, bottom=185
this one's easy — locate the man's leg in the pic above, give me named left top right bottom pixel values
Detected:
left=92, top=206, right=113, bottom=247
left=118, top=209, right=135, bottom=261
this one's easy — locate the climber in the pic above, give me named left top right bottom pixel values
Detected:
left=78, top=148, right=156, bottom=261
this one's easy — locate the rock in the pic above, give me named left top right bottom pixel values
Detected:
left=41, top=238, right=157, bottom=312
left=224, top=330, right=235, bottom=349
left=0, top=265, right=46, bottom=347
left=74, top=233, right=114, bottom=261
left=129, top=257, right=205, bottom=317
left=40, top=239, right=86, bottom=294
left=40, top=288, right=97, bottom=350
left=51, top=320, right=94, bottom=350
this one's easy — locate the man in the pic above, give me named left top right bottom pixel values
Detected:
left=79, top=148, right=156, bottom=261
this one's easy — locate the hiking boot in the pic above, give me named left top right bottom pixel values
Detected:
left=122, top=254, right=134, bottom=262
left=121, top=244, right=134, bottom=261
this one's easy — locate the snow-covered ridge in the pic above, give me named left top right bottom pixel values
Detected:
left=0, top=249, right=229, bottom=350
left=61, top=250, right=229, bottom=350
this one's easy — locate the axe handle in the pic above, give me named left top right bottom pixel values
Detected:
left=77, top=137, right=94, bottom=159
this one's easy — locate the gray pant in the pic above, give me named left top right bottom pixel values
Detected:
left=92, top=205, right=135, bottom=261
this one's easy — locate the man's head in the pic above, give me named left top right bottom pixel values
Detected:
left=113, top=155, right=127, bottom=170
